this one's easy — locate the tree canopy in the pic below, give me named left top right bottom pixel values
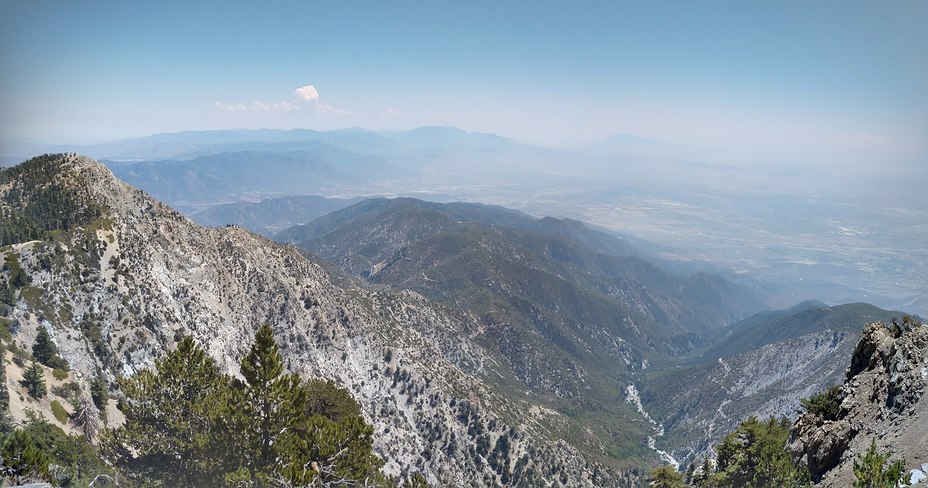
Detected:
left=110, top=325, right=391, bottom=487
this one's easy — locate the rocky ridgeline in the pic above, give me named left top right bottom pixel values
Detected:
left=1, top=154, right=640, bottom=486
left=789, top=321, right=928, bottom=486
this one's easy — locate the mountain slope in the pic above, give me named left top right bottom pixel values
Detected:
left=0, top=154, right=643, bottom=486
left=641, top=302, right=907, bottom=466
left=106, top=148, right=393, bottom=210
left=276, top=196, right=767, bottom=468
left=189, top=194, right=361, bottom=236
left=277, top=197, right=762, bottom=340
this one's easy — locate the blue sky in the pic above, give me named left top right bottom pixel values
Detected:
left=1, top=1, right=926, bottom=174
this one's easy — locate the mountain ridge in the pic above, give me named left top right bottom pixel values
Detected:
left=0, top=154, right=643, bottom=486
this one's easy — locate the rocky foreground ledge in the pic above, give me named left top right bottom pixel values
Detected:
left=789, top=320, right=928, bottom=486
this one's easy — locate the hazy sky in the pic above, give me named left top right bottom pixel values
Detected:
left=1, top=1, right=926, bottom=174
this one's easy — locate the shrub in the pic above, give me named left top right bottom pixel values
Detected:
left=801, top=384, right=843, bottom=421
left=50, top=381, right=81, bottom=404
left=51, top=368, right=69, bottom=381
left=50, top=400, right=69, bottom=424
left=853, top=439, right=906, bottom=488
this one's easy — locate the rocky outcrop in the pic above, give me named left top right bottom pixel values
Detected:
left=789, top=321, right=928, bottom=486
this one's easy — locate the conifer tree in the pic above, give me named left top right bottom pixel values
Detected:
left=111, top=336, right=227, bottom=484
left=21, top=361, right=46, bottom=399
left=853, top=439, right=906, bottom=488
left=89, top=374, right=108, bottom=411
left=649, top=465, right=687, bottom=488
left=31, top=325, right=67, bottom=370
left=0, top=428, right=51, bottom=485
left=32, top=325, right=56, bottom=364
left=227, top=324, right=308, bottom=482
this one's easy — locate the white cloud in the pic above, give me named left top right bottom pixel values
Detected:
left=380, top=107, right=405, bottom=117
left=252, top=100, right=301, bottom=112
left=214, top=101, right=249, bottom=112
left=294, top=85, right=320, bottom=102
left=214, top=83, right=348, bottom=115
left=214, top=100, right=300, bottom=112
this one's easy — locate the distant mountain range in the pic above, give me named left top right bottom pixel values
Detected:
left=189, top=194, right=362, bottom=236
left=1, top=153, right=920, bottom=484
left=27, top=126, right=915, bottom=318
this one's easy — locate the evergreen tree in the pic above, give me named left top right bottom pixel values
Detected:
left=20, top=361, right=46, bottom=399
left=0, top=278, right=15, bottom=308
left=110, top=326, right=386, bottom=486
left=649, top=465, right=687, bottom=488
left=111, top=336, right=228, bottom=485
left=305, top=378, right=363, bottom=422
left=226, top=324, right=308, bottom=482
left=853, top=439, right=906, bottom=488
left=711, top=416, right=809, bottom=487
left=0, top=428, right=52, bottom=485
left=89, top=374, right=109, bottom=411
left=648, top=466, right=686, bottom=488
left=226, top=324, right=384, bottom=486
left=800, top=384, right=843, bottom=421
left=24, top=416, right=115, bottom=487
left=401, top=472, right=430, bottom=488
left=32, top=325, right=59, bottom=366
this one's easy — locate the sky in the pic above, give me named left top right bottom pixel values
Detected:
left=1, top=0, right=926, bottom=176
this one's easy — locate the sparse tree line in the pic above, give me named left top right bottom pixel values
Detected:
left=0, top=322, right=430, bottom=487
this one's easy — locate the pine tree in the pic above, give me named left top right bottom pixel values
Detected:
left=649, top=465, right=687, bottom=488
left=0, top=428, right=51, bottom=485
left=853, top=439, right=906, bottom=488
left=89, top=374, right=108, bottom=411
left=31, top=325, right=67, bottom=370
left=0, top=278, right=15, bottom=308
left=228, top=324, right=308, bottom=482
left=32, top=325, right=57, bottom=364
left=712, top=416, right=808, bottom=487
left=111, top=336, right=227, bottom=484
left=20, top=361, right=46, bottom=399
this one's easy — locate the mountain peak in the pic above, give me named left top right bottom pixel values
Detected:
left=0, top=153, right=180, bottom=246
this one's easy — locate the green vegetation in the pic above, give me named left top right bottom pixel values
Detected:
left=698, top=416, right=809, bottom=487
left=0, top=154, right=104, bottom=247
left=89, top=374, right=109, bottom=411
left=51, top=380, right=82, bottom=404
left=33, top=324, right=70, bottom=370
left=800, top=384, right=843, bottom=421
left=852, top=439, right=906, bottom=488
left=3, top=252, right=29, bottom=289
left=109, top=325, right=392, bottom=486
left=21, top=360, right=47, bottom=399
left=25, top=415, right=115, bottom=486
left=650, top=465, right=687, bottom=487
left=51, top=399, right=69, bottom=424
left=0, top=428, right=51, bottom=485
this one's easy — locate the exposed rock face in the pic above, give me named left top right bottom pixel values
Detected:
left=789, top=321, right=928, bottom=486
left=1, top=154, right=640, bottom=486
